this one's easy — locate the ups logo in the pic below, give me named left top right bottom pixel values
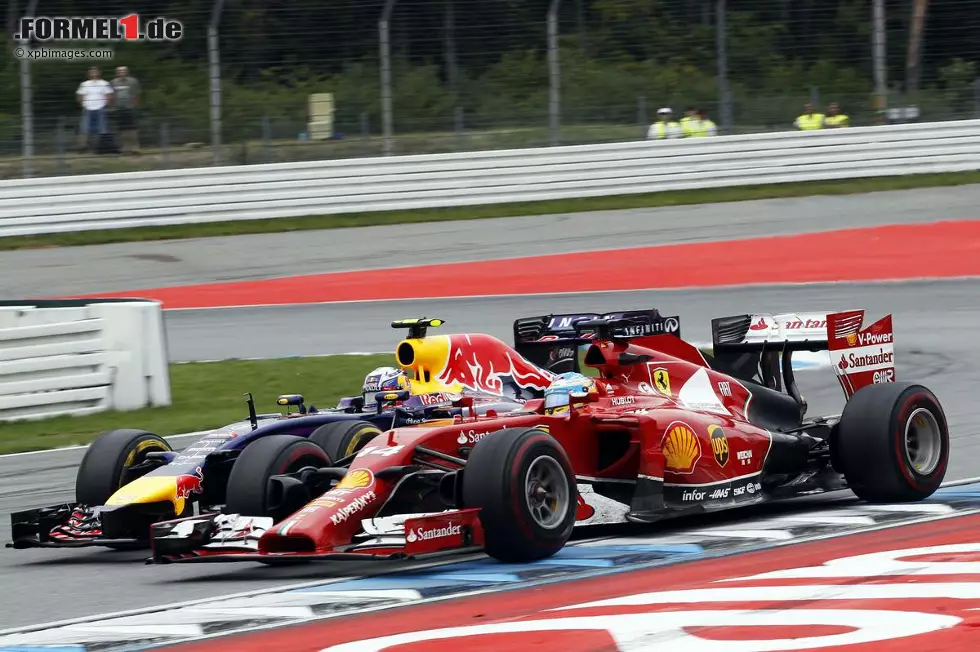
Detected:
left=709, top=425, right=729, bottom=467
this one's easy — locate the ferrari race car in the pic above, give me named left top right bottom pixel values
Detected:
left=6, top=319, right=527, bottom=551
left=148, top=308, right=949, bottom=564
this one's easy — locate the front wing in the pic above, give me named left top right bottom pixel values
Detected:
left=149, top=509, right=485, bottom=563
left=6, top=503, right=143, bottom=550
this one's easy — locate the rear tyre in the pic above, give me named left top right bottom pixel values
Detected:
left=836, top=382, right=948, bottom=503
left=309, top=420, right=383, bottom=461
left=461, top=427, right=577, bottom=562
left=225, top=435, right=331, bottom=521
left=75, top=429, right=171, bottom=506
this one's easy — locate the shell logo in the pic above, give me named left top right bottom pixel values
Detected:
left=846, top=333, right=858, bottom=346
left=662, top=422, right=701, bottom=474
left=336, top=468, right=375, bottom=490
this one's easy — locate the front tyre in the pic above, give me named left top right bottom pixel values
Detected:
left=225, top=435, right=331, bottom=521
left=309, top=420, right=383, bottom=461
left=837, top=382, right=949, bottom=502
left=461, top=427, right=577, bottom=562
left=75, top=429, right=172, bottom=506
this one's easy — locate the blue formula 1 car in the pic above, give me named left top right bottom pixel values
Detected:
left=7, top=321, right=528, bottom=551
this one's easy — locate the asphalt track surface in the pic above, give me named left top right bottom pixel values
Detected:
left=3, top=279, right=980, bottom=629
left=5, top=184, right=979, bottom=298
left=2, top=185, right=980, bottom=629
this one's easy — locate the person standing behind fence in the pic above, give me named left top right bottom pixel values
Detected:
left=794, top=102, right=824, bottom=131
left=680, top=106, right=700, bottom=137
left=76, top=67, right=113, bottom=151
left=823, top=102, right=850, bottom=128
left=695, top=108, right=717, bottom=136
left=112, top=66, right=141, bottom=154
left=647, top=108, right=682, bottom=140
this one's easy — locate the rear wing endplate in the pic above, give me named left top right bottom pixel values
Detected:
left=710, top=310, right=895, bottom=406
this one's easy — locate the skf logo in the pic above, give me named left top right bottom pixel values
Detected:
left=336, top=469, right=374, bottom=490
left=709, top=425, right=729, bottom=467
left=652, top=368, right=671, bottom=396
left=661, top=422, right=701, bottom=474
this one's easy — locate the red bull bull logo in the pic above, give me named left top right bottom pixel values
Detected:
left=175, top=467, right=204, bottom=500
left=437, top=334, right=554, bottom=395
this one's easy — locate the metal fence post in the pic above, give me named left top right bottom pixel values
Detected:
left=872, top=0, right=888, bottom=118
left=547, top=0, right=563, bottom=146
left=55, top=116, right=66, bottom=175
left=360, top=112, right=371, bottom=155
left=261, top=116, right=272, bottom=162
left=161, top=122, right=170, bottom=168
left=20, top=0, right=40, bottom=178
left=208, top=0, right=225, bottom=166
left=444, top=0, right=458, bottom=99
left=716, top=0, right=734, bottom=134
left=637, top=95, right=648, bottom=135
left=379, top=0, right=398, bottom=156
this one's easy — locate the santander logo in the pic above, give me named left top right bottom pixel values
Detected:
left=749, top=317, right=768, bottom=331
left=406, top=523, right=462, bottom=543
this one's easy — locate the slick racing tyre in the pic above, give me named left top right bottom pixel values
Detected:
left=75, top=429, right=172, bottom=507
left=225, top=435, right=331, bottom=522
left=462, top=427, right=577, bottom=562
left=836, top=382, right=949, bottom=503
left=310, top=420, right=383, bottom=461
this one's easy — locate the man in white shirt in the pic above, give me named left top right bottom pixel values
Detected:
left=76, top=67, right=114, bottom=151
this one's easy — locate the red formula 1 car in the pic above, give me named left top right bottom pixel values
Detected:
left=149, top=309, right=949, bottom=564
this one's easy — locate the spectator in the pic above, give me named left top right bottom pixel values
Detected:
left=112, top=66, right=141, bottom=153
left=695, top=108, right=717, bottom=136
left=76, top=66, right=114, bottom=151
left=794, top=102, right=824, bottom=131
left=647, top=108, right=682, bottom=140
left=680, top=106, right=700, bottom=137
left=824, top=102, right=850, bottom=128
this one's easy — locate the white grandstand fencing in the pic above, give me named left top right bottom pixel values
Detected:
left=0, top=119, right=979, bottom=237
left=0, top=301, right=171, bottom=422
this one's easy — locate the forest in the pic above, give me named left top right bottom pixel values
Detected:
left=2, top=0, right=978, bottom=148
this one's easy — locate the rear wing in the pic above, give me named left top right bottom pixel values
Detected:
left=514, top=309, right=681, bottom=374
left=711, top=311, right=895, bottom=406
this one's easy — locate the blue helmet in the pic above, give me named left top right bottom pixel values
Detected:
left=362, top=367, right=408, bottom=407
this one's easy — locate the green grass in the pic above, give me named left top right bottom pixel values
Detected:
left=0, top=354, right=392, bottom=455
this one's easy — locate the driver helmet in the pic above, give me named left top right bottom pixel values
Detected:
left=362, top=366, right=408, bottom=408
left=544, top=372, right=597, bottom=415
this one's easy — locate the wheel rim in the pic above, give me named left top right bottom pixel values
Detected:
left=524, top=455, right=570, bottom=530
left=904, top=407, right=943, bottom=475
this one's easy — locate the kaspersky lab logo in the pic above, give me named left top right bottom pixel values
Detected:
left=15, top=14, right=183, bottom=42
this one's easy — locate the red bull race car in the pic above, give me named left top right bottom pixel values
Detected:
left=6, top=321, right=529, bottom=552
left=149, top=309, right=949, bottom=564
